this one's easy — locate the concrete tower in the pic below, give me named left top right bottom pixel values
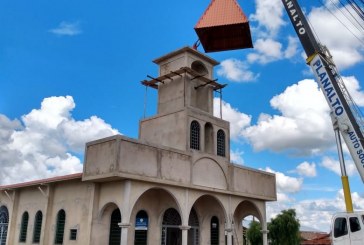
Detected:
left=140, top=47, right=230, bottom=160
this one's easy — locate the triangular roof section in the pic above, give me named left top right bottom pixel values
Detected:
left=195, top=0, right=248, bottom=28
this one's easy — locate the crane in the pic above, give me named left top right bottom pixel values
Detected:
left=282, top=0, right=364, bottom=211
left=282, top=1, right=364, bottom=244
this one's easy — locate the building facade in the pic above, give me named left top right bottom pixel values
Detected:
left=0, top=47, right=276, bottom=245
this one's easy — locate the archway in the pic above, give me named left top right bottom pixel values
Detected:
left=233, top=201, right=263, bottom=245
left=0, top=206, right=9, bottom=245
left=129, top=187, right=181, bottom=244
left=94, top=203, right=121, bottom=245
left=161, top=208, right=182, bottom=245
left=190, top=195, right=227, bottom=244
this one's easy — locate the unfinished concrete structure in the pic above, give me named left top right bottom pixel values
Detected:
left=0, top=47, right=276, bottom=245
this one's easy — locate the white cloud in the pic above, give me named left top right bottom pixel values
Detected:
left=284, top=36, right=299, bottom=59
left=243, top=79, right=334, bottom=155
left=213, top=98, right=251, bottom=140
left=217, top=59, right=259, bottom=82
left=248, top=0, right=299, bottom=65
left=247, top=38, right=282, bottom=64
left=0, top=96, right=119, bottom=185
left=343, top=76, right=364, bottom=106
left=264, top=167, right=303, bottom=193
left=218, top=75, right=363, bottom=155
left=60, top=116, right=120, bottom=152
left=247, top=37, right=299, bottom=64
left=296, top=161, right=317, bottom=177
left=320, top=156, right=358, bottom=176
left=250, top=0, right=285, bottom=37
left=49, top=21, right=82, bottom=36
left=307, top=5, right=364, bottom=69
left=230, top=149, right=244, bottom=165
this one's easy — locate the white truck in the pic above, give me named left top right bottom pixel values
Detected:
left=331, top=212, right=364, bottom=245
left=281, top=0, right=364, bottom=244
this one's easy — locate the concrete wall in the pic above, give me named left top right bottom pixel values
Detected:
left=83, top=135, right=276, bottom=202
left=140, top=110, right=188, bottom=151
left=140, top=106, right=230, bottom=157
left=0, top=179, right=93, bottom=245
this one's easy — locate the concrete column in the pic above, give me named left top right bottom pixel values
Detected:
left=261, top=203, right=268, bottom=245
left=261, top=229, right=269, bottom=245
left=119, top=223, right=130, bottom=245
left=225, top=228, right=233, bottom=245
left=179, top=225, right=190, bottom=245
left=41, top=185, right=54, bottom=245
left=86, top=183, right=99, bottom=245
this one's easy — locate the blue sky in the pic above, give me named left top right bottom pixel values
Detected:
left=1, top=0, right=363, bottom=232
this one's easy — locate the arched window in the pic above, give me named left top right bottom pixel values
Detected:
left=188, top=207, right=199, bottom=245
left=217, top=130, right=226, bottom=157
left=33, top=211, right=43, bottom=243
left=210, top=216, right=219, bottom=245
left=190, top=121, right=200, bottom=150
left=55, top=210, right=66, bottom=244
left=109, top=209, right=121, bottom=245
left=0, top=206, right=9, bottom=245
left=161, top=208, right=182, bottom=245
left=134, top=210, right=148, bottom=245
left=19, top=211, right=29, bottom=242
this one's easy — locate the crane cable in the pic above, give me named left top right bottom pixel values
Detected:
left=336, top=0, right=364, bottom=32
left=346, top=0, right=364, bottom=21
left=318, top=0, right=364, bottom=46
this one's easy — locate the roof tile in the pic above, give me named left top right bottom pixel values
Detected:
left=195, top=0, right=248, bottom=28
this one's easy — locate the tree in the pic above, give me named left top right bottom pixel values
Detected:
left=247, top=220, right=263, bottom=245
left=268, top=209, right=300, bottom=245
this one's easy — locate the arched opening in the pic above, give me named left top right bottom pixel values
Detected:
left=217, top=129, right=226, bottom=157
left=190, top=121, right=200, bottom=150
left=242, top=215, right=262, bottom=245
left=19, top=211, right=29, bottom=242
left=161, top=208, right=182, bottom=245
left=191, top=61, right=208, bottom=76
left=130, top=187, right=181, bottom=245
left=134, top=210, right=148, bottom=245
left=109, top=209, right=121, bottom=245
left=233, top=201, right=263, bottom=245
left=33, top=210, right=43, bottom=243
left=0, top=206, right=9, bottom=245
left=188, top=207, right=200, bottom=245
left=205, top=123, right=214, bottom=154
left=54, top=209, right=66, bottom=244
left=190, top=195, right=226, bottom=244
left=210, top=216, right=219, bottom=245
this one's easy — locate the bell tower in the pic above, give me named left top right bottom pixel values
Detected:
left=139, top=47, right=230, bottom=160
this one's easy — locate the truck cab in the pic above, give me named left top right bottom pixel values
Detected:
left=332, top=212, right=364, bottom=245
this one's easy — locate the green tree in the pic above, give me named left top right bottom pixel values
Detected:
left=268, top=209, right=300, bottom=245
left=247, top=220, right=263, bottom=245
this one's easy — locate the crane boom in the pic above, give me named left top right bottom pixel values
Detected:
left=281, top=0, right=364, bottom=182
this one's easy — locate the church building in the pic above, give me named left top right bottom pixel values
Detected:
left=0, top=47, right=276, bottom=245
